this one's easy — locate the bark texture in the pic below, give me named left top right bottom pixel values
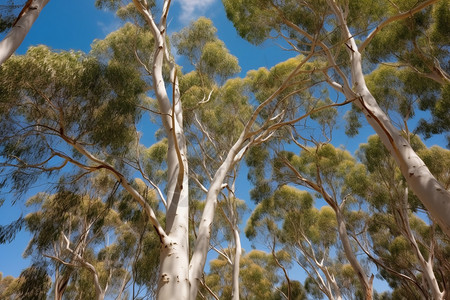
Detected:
left=0, top=0, right=50, bottom=65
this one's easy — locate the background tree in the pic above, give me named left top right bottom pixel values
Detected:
left=0, top=265, right=51, bottom=300
left=1, top=1, right=449, bottom=299
left=246, top=185, right=356, bottom=300
left=203, top=249, right=303, bottom=300
left=23, top=174, right=130, bottom=300
left=354, top=135, right=449, bottom=299
left=273, top=144, right=374, bottom=299
left=364, top=0, right=449, bottom=145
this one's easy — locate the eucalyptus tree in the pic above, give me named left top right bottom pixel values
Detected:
left=246, top=185, right=358, bottom=300
left=0, top=265, right=51, bottom=300
left=355, top=135, right=449, bottom=299
left=113, top=177, right=162, bottom=299
left=23, top=173, right=130, bottom=300
left=223, top=0, right=450, bottom=236
left=203, top=249, right=297, bottom=300
left=0, top=0, right=50, bottom=65
left=363, top=0, right=449, bottom=145
left=272, top=144, right=374, bottom=299
left=173, top=17, right=245, bottom=300
left=0, top=272, right=22, bottom=299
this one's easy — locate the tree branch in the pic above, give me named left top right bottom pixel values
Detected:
left=359, top=0, right=439, bottom=52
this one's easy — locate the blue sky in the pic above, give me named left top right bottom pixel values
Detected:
left=0, top=0, right=447, bottom=294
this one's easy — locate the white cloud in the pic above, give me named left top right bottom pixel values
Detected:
left=175, top=0, right=216, bottom=24
left=97, top=19, right=121, bottom=37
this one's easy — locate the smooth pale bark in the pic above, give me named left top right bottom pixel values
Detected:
left=54, top=269, right=70, bottom=300
left=327, top=0, right=450, bottom=238
left=398, top=188, right=443, bottom=299
left=188, top=134, right=248, bottom=299
left=348, top=47, right=450, bottom=237
left=0, top=0, right=50, bottom=65
left=131, top=1, right=190, bottom=298
left=56, top=232, right=108, bottom=300
left=152, top=27, right=190, bottom=300
left=294, top=237, right=342, bottom=300
left=231, top=228, right=242, bottom=300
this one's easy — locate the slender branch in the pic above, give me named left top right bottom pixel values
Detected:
left=210, top=246, right=233, bottom=265
left=199, top=275, right=220, bottom=300
left=43, top=254, right=77, bottom=267
left=134, top=141, right=168, bottom=209
left=57, top=133, right=168, bottom=242
left=271, top=239, right=291, bottom=300
left=360, top=0, right=439, bottom=51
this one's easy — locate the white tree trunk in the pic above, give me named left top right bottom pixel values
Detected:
left=152, top=37, right=190, bottom=300
left=156, top=171, right=190, bottom=300
left=398, top=187, right=444, bottom=299
left=231, top=227, right=242, bottom=300
left=189, top=134, right=248, bottom=299
left=347, top=48, right=450, bottom=237
left=327, top=0, right=450, bottom=237
left=0, top=0, right=50, bottom=65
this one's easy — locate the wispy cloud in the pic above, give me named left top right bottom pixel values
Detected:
left=174, top=0, right=216, bottom=24
left=97, top=19, right=121, bottom=37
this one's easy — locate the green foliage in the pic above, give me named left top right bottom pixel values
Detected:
left=2, top=1, right=449, bottom=298
left=92, top=22, right=154, bottom=67
left=246, top=184, right=338, bottom=249
left=173, top=17, right=240, bottom=80
left=278, top=144, right=368, bottom=202
left=204, top=250, right=285, bottom=300
left=357, top=134, right=430, bottom=210
left=0, top=265, right=51, bottom=300
left=0, top=44, right=146, bottom=194
left=222, top=0, right=277, bottom=45
left=418, top=145, right=450, bottom=186
left=0, top=272, right=21, bottom=299
left=173, top=17, right=217, bottom=63
left=16, top=264, right=51, bottom=300
left=417, top=82, right=450, bottom=147
left=357, top=134, right=450, bottom=297
left=0, top=216, right=24, bottom=244
left=273, top=280, right=306, bottom=300
left=362, top=0, right=450, bottom=144
left=96, top=0, right=155, bottom=17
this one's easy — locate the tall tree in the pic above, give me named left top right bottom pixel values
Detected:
left=246, top=185, right=360, bottom=300
left=223, top=0, right=450, bottom=237
left=273, top=144, right=375, bottom=299
left=23, top=174, right=129, bottom=300
left=355, top=135, right=449, bottom=299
